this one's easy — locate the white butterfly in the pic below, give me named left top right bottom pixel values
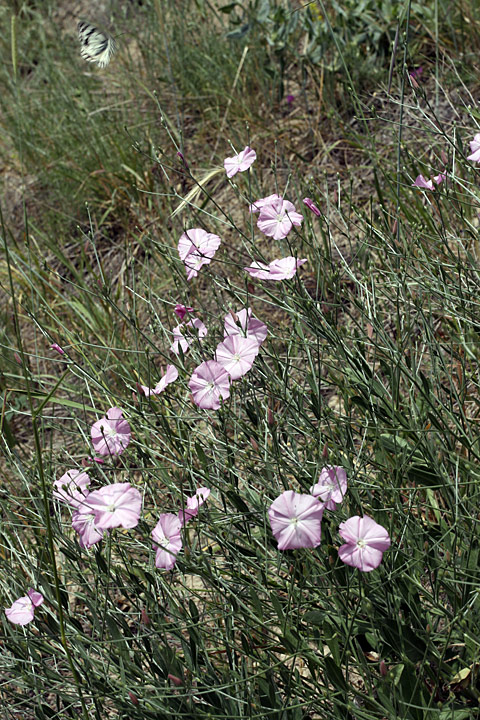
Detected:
left=77, top=21, right=117, bottom=68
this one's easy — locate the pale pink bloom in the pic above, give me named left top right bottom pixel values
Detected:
left=303, top=197, right=321, bottom=216
left=215, top=335, right=260, bottom=380
left=178, top=228, right=221, bottom=280
left=174, top=304, right=194, bottom=320
left=152, top=513, right=183, bottom=570
left=189, top=360, right=231, bottom=410
left=338, top=515, right=391, bottom=572
left=91, top=407, right=131, bottom=457
left=179, top=486, right=211, bottom=524
left=224, top=146, right=257, bottom=178
left=50, top=343, right=65, bottom=355
left=268, top=490, right=324, bottom=550
left=245, top=257, right=307, bottom=281
left=310, top=466, right=347, bottom=510
left=412, top=175, right=434, bottom=190
left=5, top=589, right=44, bottom=625
left=224, top=308, right=267, bottom=345
left=433, top=173, right=446, bottom=185
left=170, top=318, right=207, bottom=355
left=467, top=133, right=480, bottom=163
left=257, top=199, right=303, bottom=240
left=249, top=194, right=282, bottom=213
left=140, top=365, right=179, bottom=397
left=72, top=506, right=106, bottom=549
left=84, top=482, right=142, bottom=530
left=53, top=469, right=91, bottom=508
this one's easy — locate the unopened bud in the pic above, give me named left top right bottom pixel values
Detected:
left=380, top=660, right=387, bottom=676
left=177, top=151, right=189, bottom=170
left=128, top=691, right=139, bottom=705
left=140, top=608, right=150, bottom=625
left=250, top=437, right=259, bottom=452
left=267, top=408, right=274, bottom=426
left=322, top=442, right=328, bottom=459
left=168, top=673, right=183, bottom=686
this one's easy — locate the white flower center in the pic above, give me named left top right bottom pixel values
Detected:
left=107, top=426, right=117, bottom=438
left=276, top=212, right=285, bottom=223
left=289, top=516, right=298, bottom=527
left=357, top=539, right=366, bottom=548
left=107, top=504, right=117, bottom=513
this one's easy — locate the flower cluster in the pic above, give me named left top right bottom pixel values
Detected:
left=11, top=140, right=401, bottom=635
left=188, top=307, right=267, bottom=409
left=268, top=466, right=391, bottom=571
left=221, top=148, right=307, bottom=280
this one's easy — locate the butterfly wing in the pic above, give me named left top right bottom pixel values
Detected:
left=77, top=21, right=116, bottom=68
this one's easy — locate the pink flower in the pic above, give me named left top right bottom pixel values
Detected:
left=409, top=66, right=423, bottom=80
left=257, top=199, right=303, bottom=240
left=5, top=589, right=44, bottom=625
left=245, top=257, right=307, bottom=281
left=338, top=515, right=391, bottom=572
left=215, top=334, right=260, bottom=380
left=177, top=228, right=221, bottom=280
left=268, top=490, right=324, bottom=550
left=224, top=308, right=267, bottom=345
left=303, top=197, right=321, bottom=216
left=152, top=513, right=183, bottom=570
left=412, top=174, right=434, bottom=190
left=174, top=304, right=194, bottom=320
left=84, top=482, right=142, bottom=530
left=310, top=466, right=347, bottom=510
left=140, top=364, right=179, bottom=397
left=50, top=343, right=65, bottom=355
left=170, top=318, right=207, bottom=355
left=179, top=486, right=211, bottom=524
left=72, top=506, right=106, bottom=549
left=467, top=133, right=480, bottom=163
left=189, top=360, right=231, bottom=410
left=249, top=194, right=282, bottom=213
left=413, top=173, right=445, bottom=190
left=91, top=407, right=131, bottom=457
left=224, top=146, right=256, bottom=178
left=53, top=469, right=91, bottom=508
